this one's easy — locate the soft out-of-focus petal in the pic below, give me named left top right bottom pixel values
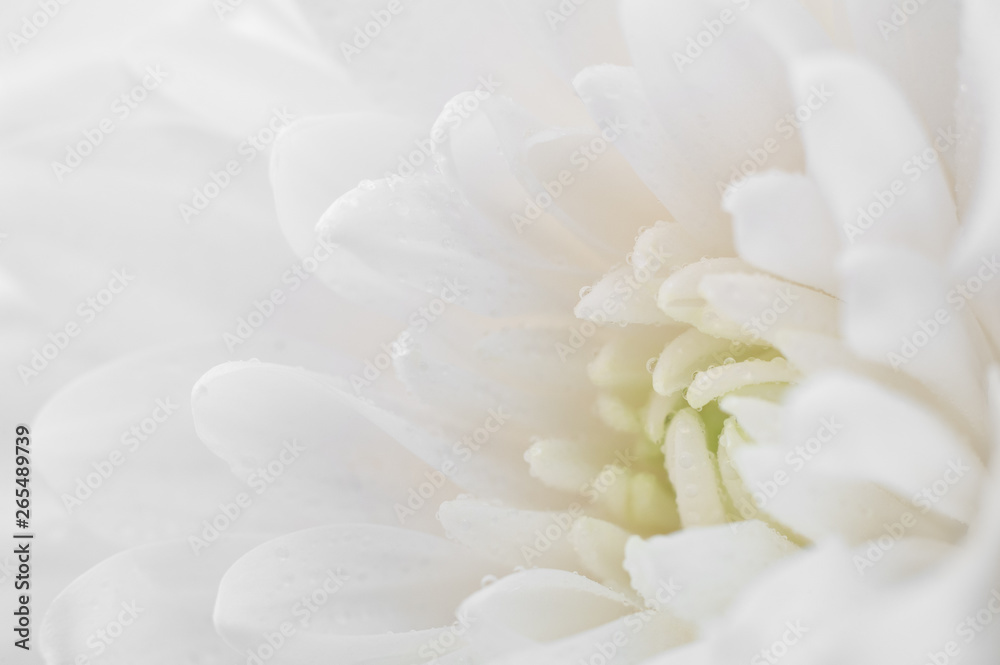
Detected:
left=502, top=0, right=631, bottom=83
left=439, top=497, right=585, bottom=572
left=214, top=525, right=507, bottom=664
left=792, top=52, right=958, bottom=260
left=625, top=520, right=797, bottom=623
left=733, top=445, right=965, bottom=544
left=574, top=65, right=729, bottom=255
left=842, top=0, right=960, bottom=178
left=461, top=568, right=693, bottom=665
left=316, top=170, right=586, bottom=318
left=952, top=0, right=1000, bottom=351
left=793, top=0, right=854, bottom=48
left=191, top=360, right=456, bottom=534
left=577, top=264, right=674, bottom=326
left=32, top=340, right=354, bottom=550
left=483, top=607, right=694, bottom=665
left=328, top=367, right=570, bottom=509
left=434, top=94, right=607, bottom=270
left=711, top=369, right=1000, bottom=664
left=616, top=0, right=829, bottom=251
left=484, top=95, right=668, bottom=258
left=121, top=2, right=359, bottom=139
left=459, top=568, right=634, bottom=649
left=725, top=171, right=841, bottom=295
left=295, top=0, right=563, bottom=123
left=840, top=245, right=989, bottom=441
left=570, top=517, right=636, bottom=592
left=782, top=372, right=985, bottom=524
left=699, top=272, right=840, bottom=347
left=40, top=535, right=266, bottom=665
left=270, top=113, right=423, bottom=257
left=389, top=311, right=618, bottom=465
left=704, top=542, right=865, bottom=663
left=719, top=395, right=784, bottom=444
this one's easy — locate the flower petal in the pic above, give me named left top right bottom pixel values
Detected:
left=624, top=520, right=797, bottom=623
left=484, top=95, right=670, bottom=258
left=122, top=3, right=357, bottom=138
left=840, top=245, right=989, bottom=442
left=951, top=0, right=1000, bottom=353
left=40, top=536, right=265, bottom=664
left=698, top=272, right=841, bottom=347
left=569, top=517, right=636, bottom=593
left=842, top=0, right=960, bottom=179
left=782, top=372, right=985, bottom=524
left=577, top=263, right=677, bottom=326
left=719, top=394, right=784, bottom=444
left=213, top=525, right=507, bottom=664
left=473, top=602, right=693, bottom=665
left=663, top=409, right=727, bottom=528
left=460, top=567, right=694, bottom=665
left=725, top=171, right=841, bottom=295
left=32, top=340, right=350, bottom=548
left=459, top=568, right=634, bottom=648
left=433, top=93, right=606, bottom=269
left=502, top=0, right=631, bottom=82
left=732, top=440, right=964, bottom=544
left=270, top=113, right=422, bottom=257
left=316, top=170, right=585, bottom=318
left=654, top=328, right=753, bottom=398
left=686, top=357, right=800, bottom=410
left=658, top=259, right=761, bottom=340
left=952, top=0, right=1000, bottom=266
left=439, top=497, right=584, bottom=571
left=573, top=64, right=730, bottom=255
left=191, top=360, right=456, bottom=533
left=616, top=0, right=829, bottom=249
left=792, top=52, right=958, bottom=258
left=294, top=0, right=515, bottom=120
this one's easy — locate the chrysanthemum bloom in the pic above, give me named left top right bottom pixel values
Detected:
left=27, top=0, right=1000, bottom=663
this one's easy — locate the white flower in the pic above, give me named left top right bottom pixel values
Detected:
left=21, top=0, right=1000, bottom=664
